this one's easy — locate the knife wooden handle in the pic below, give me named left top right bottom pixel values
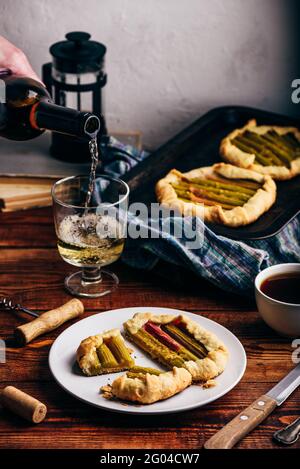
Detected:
left=204, top=395, right=277, bottom=449
left=14, top=299, right=84, bottom=345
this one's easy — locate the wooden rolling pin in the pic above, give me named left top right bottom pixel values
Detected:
left=14, top=298, right=84, bottom=345
left=0, top=386, right=47, bottom=423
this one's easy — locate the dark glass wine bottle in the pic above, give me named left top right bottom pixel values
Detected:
left=0, top=72, right=100, bottom=141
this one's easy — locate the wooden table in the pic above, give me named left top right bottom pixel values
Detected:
left=0, top=207, right=299, bottom=450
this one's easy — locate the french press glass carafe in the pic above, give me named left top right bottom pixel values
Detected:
left=43, top=31, right=107, bottom=162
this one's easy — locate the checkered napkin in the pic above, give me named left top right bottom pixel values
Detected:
left=101, top=137, right=300, bottom=298
left=100, top=136, right=148, bottom=177
left=122, top=214, right=300, bottom=298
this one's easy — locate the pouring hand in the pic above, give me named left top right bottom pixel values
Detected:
left=0, top=35, right=41, bottom=82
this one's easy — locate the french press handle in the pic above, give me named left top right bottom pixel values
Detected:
left=42, top=63, right=53, bottom=96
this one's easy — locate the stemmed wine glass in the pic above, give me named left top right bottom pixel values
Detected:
left=52, top=175, right=129, bottom=298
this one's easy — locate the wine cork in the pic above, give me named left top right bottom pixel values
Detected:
left=15, top=298, right=84, bottom=345
left=0, top=386, right=47, bottom=423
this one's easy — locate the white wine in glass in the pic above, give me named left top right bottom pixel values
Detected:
left=52, top=175, right=129, bottom=298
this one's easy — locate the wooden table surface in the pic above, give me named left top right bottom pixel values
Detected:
left=0, top=207, right=299, bottom=450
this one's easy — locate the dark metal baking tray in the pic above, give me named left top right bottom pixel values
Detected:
left=123, top=106, right=300, bottom=240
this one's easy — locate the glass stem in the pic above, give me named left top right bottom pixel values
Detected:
left=81, top=267, right=102, bottom=285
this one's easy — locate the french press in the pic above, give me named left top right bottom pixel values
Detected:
left=42, top=31, right=107, bottom=162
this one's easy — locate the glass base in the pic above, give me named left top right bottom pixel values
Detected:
left=64, top=269, right=119, bottom=298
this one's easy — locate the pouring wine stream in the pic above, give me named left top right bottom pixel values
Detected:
left=51, top=108, right=129, bottom=298
left=78, top=120, right=102, bottom=282
left=85, top=133, right=100, bottom=209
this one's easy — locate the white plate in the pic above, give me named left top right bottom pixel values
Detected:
left=49, top=307, right=246, bottom=415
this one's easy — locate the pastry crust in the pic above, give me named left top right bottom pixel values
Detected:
left=107, top=367, right=192, bottom=404
left=220, top=119, right=300, bottom=180
left=124, top=312, right=228, bottom=383
left=155, top=162, right=276, bottom=227
left=77, top=329, right=134, bottom=376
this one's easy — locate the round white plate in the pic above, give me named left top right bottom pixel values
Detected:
left=49, top=307, right=246, bottom=415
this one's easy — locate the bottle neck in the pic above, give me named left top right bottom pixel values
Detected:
left=30, top=101, right=100, bottom=138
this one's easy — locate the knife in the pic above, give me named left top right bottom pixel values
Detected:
left=204, top=362, right=300, bottom=449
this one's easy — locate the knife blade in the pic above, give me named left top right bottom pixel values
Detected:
left=267, top=362, right=300, bottom=405
left=204, top=362, right=300, bottom=449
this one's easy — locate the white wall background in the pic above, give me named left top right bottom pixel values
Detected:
left=0, top=0, right=298, bottom=149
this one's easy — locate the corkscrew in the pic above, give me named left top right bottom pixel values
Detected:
left=0, top=297, right=84, bottom=345
left=0, top=297, right=39, bottom=318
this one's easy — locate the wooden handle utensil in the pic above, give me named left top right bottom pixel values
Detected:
left=204, top=395, right=277, bottom=449
left=14, top=298, right=84, bottom=345
left=0, top=386, right=47, bottom=423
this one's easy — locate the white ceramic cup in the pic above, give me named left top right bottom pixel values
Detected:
left=255, top=263, right=300, bottom=337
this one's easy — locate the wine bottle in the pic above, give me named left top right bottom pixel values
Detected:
left=0, top=72, right=100, bottom=141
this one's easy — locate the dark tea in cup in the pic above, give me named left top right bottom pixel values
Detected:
left=260, top=272, right=300, bottom=304
left=255, top=264, right=300, bottom=337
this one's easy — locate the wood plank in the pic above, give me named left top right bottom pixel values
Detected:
left=0, top=207, right=298, bottom=450
left=0, top=248, right=252, bottom=311
left=0, top=208, right=55, bottom=247
left=0, top=382, right=299, bottom=449
left=0, top=207, right=53, bottom=224
left=0, top=178, right=52, bottom=203
left=0, top=330, right=294, bottom=384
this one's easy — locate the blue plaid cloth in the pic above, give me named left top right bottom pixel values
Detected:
left=102, top=137, right=300, bottom=298
left=100, top=136, right=148, bottom=177
left=123, top=214, right=300, bottom=298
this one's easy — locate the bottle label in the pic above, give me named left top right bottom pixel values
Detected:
left=0, top=79, right=6, bottom=103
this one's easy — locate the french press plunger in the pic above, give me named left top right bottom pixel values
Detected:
left=43, top=31, right=107, bottom=162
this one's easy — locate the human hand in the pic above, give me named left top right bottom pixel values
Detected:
left=0, top=36, right=41, bottom=82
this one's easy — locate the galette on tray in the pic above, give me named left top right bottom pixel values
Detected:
left=220, top=119, right=300, bottom=180
left=155, top=162, right=276, bottom=227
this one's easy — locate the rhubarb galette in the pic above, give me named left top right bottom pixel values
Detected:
left=101, top=366, right=192, bottom=404
left=220, top=119, right=300, bottom=180
left=123, top=313, right=228, bottom=383
left=77, top=329, right=134, bottom=376
left=156, top=162, right=276, bottom=227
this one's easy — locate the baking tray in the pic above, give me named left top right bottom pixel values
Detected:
left=123, top=106, right=300, bottom=240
